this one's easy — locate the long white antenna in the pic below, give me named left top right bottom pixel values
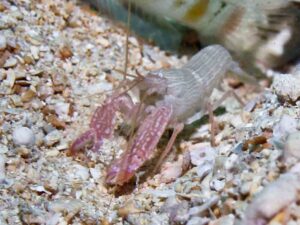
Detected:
left=123, top=0, right=132, bottom=80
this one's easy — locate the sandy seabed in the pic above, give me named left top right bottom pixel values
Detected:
left=1, top=1, right=300, bottom=225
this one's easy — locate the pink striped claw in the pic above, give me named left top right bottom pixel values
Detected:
left=69, top=94, right=135, bottom=155
left=105, top=106, right=172, bottom=185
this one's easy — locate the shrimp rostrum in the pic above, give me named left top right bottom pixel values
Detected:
left=70, top=45, right=239, bottom=186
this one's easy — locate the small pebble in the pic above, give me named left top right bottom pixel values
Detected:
left=190, top=144, right=216, bottom=167
left=34, top=131, right=45, bottom=147
left=44, top=130, right=61, bottom=146
left=284, top=131, right=300, bottom=160
left=189, top=196, right=219, bottom=216
left=70, top=164, right=90, bottom=181
left=97, top=37, right=110, bottom=47
left=0, top=154, right=6, bottom=180
left=59, top=45, right=73, bottom=59
left=240, top=182, right=251, bottom=195
left=272, top=74, right=300, bottom=101
left=0, top=2, right=6, bottom=12
left=54, top=102, right=70, bottom=117
left=243, top=172, right=300, bottom=225
left=48, top=199, right=83, bottom=214
left=273, top=114, right=298, bottom=143
left=45, top=214, right=60, bottom=225
left=23, top=54, right=35, bottom=64
left=0, top=144, right=8, bottom=154
left=12, top=127, right=35, bottom=146
left=196, top=163, right=213, bottom=180
left=0, top=216, right=7, bottom=225
left=211, top=215, right=235, bottom=225
left=30, top=46, right=39, bottom=60
left=3, top=57, right=17, bottom=68
left=16, top=146, right=31, bottom=158
left=225, top=154, right=239, bottom=170
left=90, top=166, right=102, bottom=180
left=21, top=89, right=36, bottom=102
left=187, top=217, right=210, bottom=225
left=45, top=149, right=60, bottom=157
left=0, top=35, right=7, bottom=50
left=158, top=156, right=184, bottom=183
left=161, top=197, right=189, bottom=223
left=30, top=185, right=52, bottom=194
left=210, top=178, right=225, bottom=192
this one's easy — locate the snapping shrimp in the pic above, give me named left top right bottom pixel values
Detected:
left=70, top=44, right=239, bottom=186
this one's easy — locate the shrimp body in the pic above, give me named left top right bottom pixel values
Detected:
left=71, top=45, right=235, bottom=185
left=143, top=45, right=232, bottom=124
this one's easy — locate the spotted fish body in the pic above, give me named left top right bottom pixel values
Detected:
left=118, top=0, right=300, bottom=75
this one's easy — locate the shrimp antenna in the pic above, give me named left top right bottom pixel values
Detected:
left=123, top=0, right=132, bottom=80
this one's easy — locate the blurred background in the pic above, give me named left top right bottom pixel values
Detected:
left=81, top=0, right=201, bottom=54
left=81, top=0, right=300, bottom=76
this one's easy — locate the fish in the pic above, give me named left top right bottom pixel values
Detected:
left=85, top=0, right=300, bottom=75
